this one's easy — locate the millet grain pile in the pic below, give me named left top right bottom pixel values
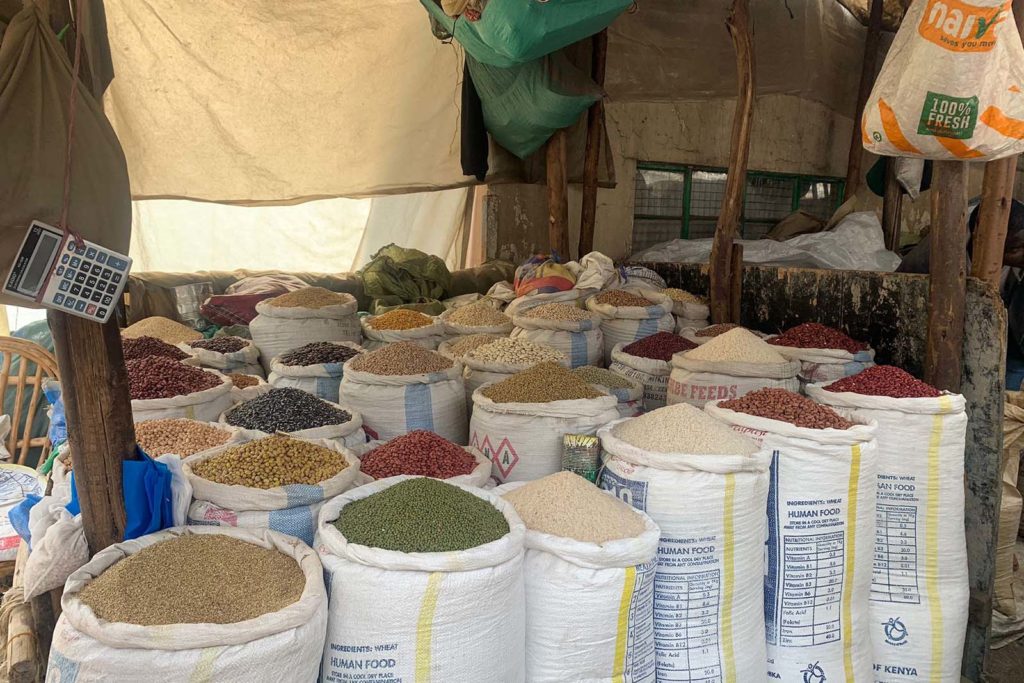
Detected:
left=612, top=403, right=758, bottom=455
left=520, top=303, right=591, bottom=322
left=594, top=290, right=652, bottom=308
left=265, top=287, right=354, bottom=309
left=481, top=362, right=602, bottom=404
left=683, top=327, right=787, bottom=364
left=447, top=302, right=511, bottom=327
left=121, top=317, right=203, bottom=344
left=349, top=342, right=452, bottom=376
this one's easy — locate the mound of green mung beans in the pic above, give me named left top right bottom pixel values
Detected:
left=333, top=478, right=509, bottom=552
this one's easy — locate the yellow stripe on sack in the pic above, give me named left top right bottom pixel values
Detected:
left=189, top=646, right=223, bottom=683
left=184, top=405, right=195, bottom=419
left=721, top=474, right=737, bottom=682
left=612, top=565, right=637, bottom=682
left=926, top=396, right=952, bottom=682
left=842, top=444, right=862, bottom=682
left=415, top=573, right=444, bottom=683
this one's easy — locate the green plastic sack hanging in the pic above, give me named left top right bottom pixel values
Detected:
left=421, top=0, right=633, bottom=67
left=467, top=53, right=599, bottom=159
left=359, top=244, right=452, bottom=311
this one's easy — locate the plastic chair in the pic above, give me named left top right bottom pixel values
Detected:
left=0, top=337, right=59, bottom=465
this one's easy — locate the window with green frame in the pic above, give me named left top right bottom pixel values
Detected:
left=631, top=163, right=846, bottom=253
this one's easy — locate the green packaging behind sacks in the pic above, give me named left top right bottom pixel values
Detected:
left=421, top=0, right=633, bottom=67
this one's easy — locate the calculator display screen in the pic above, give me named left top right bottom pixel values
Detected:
left=20, top=232, right=60, bottom=296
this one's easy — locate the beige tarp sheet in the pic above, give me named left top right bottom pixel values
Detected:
left=0, top=2, right=130, bottom=308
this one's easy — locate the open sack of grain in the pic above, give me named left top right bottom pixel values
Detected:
left=357, top=431, right=492, bottom=487
left=510, top=303, right=604, bottom=368
left=359, top=308, right=446, bottom=350
left=127, top=356, right=234, bottom=423
left=179, top=336, right=263, bottom=377
left=586, top=289, right=674, bottom=364
left=667, top=327, right=799, bottom=407
left=573, top=366, right=644, bottom=418
left=598, top=405, right=770, bottom=682
left=225, top=372, right=272, bottom=403
left=339, top=343, right=467, bottom=443
left=769, top=322, right=876, bottom=385
left=460, top=338, right=568, bottom=415
left=221, top=387, right=366, bottom=450
left=661, top=288, right=710, bottom=331
left=184, top=435, right=362, bottom=546
left=609, top=332, right=696, bottom=411
left=470, top=363, right=619, bottom=483
left=49, top=527, right=326, bottom=681
left=268, top=341, right=364, bottom=401
left=439, top=300, right=513, bottom=336
left=497, top=472, right=660, bottom=682
left=249, top=287, right=361, bottom=372
left=807, top=367, right=968, bottom=680
left=316, top=476, right=525, bottom=682
left=706, top=388, right=878, bottom=682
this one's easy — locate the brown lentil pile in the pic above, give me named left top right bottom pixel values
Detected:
left=350, top=342, right=453, bottom=375
left=188, top=337, right=250, bottom=354
left=122, top=317, right=203, bottom=344
left=769, top=322, right=868, bottom=354
left=447, top=302, right=511, bottom=327
left=127, top=356, right=222, bottom=400
left=78, top=534, right=304, bottom=625
left=695, top=323, right=740, bottom=337
left=520, top=303, right=591, bottom=322
left=360, top=431, right=478, bottom=479
left=445, top=334, right=504, bottom=358
left=369, top=309, right=434, bottom=330
left=228, top=373, right=261, bottom=389
left=719, top=388, right=854, bottom=429
left=135, top=418, right=234, bottom=457
left=265, top=287, right=354, bottom=309
left=279, top=342, right=361, bottom=366
left=482, top=362, right=602, bottom=403
left=594, top=290, right=652, bottom=307
left=662, top=288, right=706, bottom=305
left=122, top=335, right=190, bottom=362
left=191, top=434, right=349, bottom=488
left=573, top=366, right=634, bottom=390
left=824, top=365, right=942, bottom=398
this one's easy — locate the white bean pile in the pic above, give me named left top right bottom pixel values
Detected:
left=612, top=403, right=758, bottom=455
left=683, top=327, right=786, bottom=364
left=466, top=338, right=565, bottom=365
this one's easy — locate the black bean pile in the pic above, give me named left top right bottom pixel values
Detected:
left=225, top=387, right=352, bottom=432
left=122, top=335, right=189, bottom=362
left=278, top=342, right=361, bottom=367
left=189, top=337, right=250, bottom=354
left=127, top=356, right=222, bottom=400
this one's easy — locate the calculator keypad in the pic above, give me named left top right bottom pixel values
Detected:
left=51, top=242, right=129, bottom=322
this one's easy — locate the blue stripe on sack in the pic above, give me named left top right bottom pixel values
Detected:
left=764, top=451, right=781, bottom=645
left=636, top=316, right=659, bottom=341
left=405, top=383, right=435, bottom=431
left=315, top=377, right=342, bottom=401
left=267, top=506, right=316, bottom=546
left=579, top=319, right=595, bottom=331
left=645, top=305, right=662, bottom=317
left=852, top=351, right=873, bottom=362
left=48, top=651, right=80, bottom=683
left=324, top=362, right=345, bottom=377
left=283, top=484, right=326, bottom=506
left=569, top=332, right=588, bottom=368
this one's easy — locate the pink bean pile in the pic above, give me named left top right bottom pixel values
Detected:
left=769, top=322, right=867, bottom=353
left=824, top=365, right=941, bottom=398
left=360, top=430, right=478, bottom=480
left=718, top=388, right=853, bottom=430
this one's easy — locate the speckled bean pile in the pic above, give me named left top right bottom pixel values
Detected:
left=719, top=388, right=853, bottom=429
left=481, top=362, right=602, bottom=403
left=622, top=332, right=696, bottom=361
left=520, top=303, right=591, bottom=322
left=349, top=342, right=452, bottom=375
left=191, top=434, right=348, bottom=488
left=225, top=388, right=351, bottom=432
left=122, top=335, right=190, bottom=362
left=188, top=337, right=250, bottom=354
left=279, top=342, right=360, bottom=366
left=127, top=356, right=222, bottom=400
left=135, top=418, right=234, bottom=457
left=466, top=338, right=564, bottom=365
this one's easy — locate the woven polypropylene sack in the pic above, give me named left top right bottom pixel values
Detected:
left=510, top=310, right=604, bottom=369
left=862, top=0, right=1024, bottom=161
left=806, top=384, right=969, bottom=682
left=48, top=526, right=326, bottom=682
left=470, top=385, right=619, bottom=483
left=131, top=371, right=234, bottom=424
left=586, top=291, right=675, bottom=365
left=267, top=341, right=365, bottom=401
left=608, top=343, right=673, bottom=411
left=359, top=314, right=446, bottom=351
left=249, top=297, right=360, bottom=372
left=666, top=356, right=800, bottom=408
left=461, top=352, right=569, bottom=418
left=706, top=401, right=878, bottom=683
left=315, top=476, right=526, bottom=682
left=219, top=401, right=367, bottom=452
left=496, top=480, right=660, bottom=682
left=598, top=419, right=771, bottom=682
left=184, top=439, right=362, bottom=546
left=338, top=360, right=467, bottom=443
left=178, top=339, right=263, bottom=376
left=438, top=307, right=513, bottom=337
left=772, top=344, right=876, bottom=387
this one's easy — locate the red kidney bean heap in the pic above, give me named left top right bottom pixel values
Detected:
left=718, top=387, right=853, bottom=430
left=127, top=356, right=222, bottom=400
left=769, top=322, right=867, bottom=353
left=188, top=336, right=250, bottom=354
left=360, top=430, right=478, bottom=480
left=622, top=331, right=696, bottom=361
left=122, top=335, right=189, bottom=362
left=824, top=365, right=941, bottom=398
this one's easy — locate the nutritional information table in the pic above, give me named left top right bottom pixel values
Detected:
left=778, top=532, right=844, bottom=647
left=872, top=504, right=920, bottom=604
left=654, top=568, right=723, bottom=682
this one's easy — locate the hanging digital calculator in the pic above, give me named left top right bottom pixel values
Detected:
left=3, top=220, right=131, bottom=323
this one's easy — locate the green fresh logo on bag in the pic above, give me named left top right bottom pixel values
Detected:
left=918, top=92, right=979, bottom=138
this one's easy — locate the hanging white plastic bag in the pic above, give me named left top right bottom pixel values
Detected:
left=155, top=453, right=193, bottom=527
left=315, top=476, right=526, bottom=683
left=131, top=371, right=234, bottom=423
left=806, top=384, right=969, bottom=682
left=49, top=527, right=327, bottom=682
left=862, top=0, right=1024, bottom=160
left=706, top=400, right=878, bottom=683
left=598, top=419, right=771, bottom=682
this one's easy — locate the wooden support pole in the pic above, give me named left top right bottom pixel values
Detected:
left=709, top=0, right=754, bottom=324
left=729, top=244, right=744, bottom=325
left=845, top=0, right=884, bottom=195
left=546, top=128, right=570, bottom=258
left=882, top=159, right=903, bottom=252
left=924, top=161, right=968, bottom=392
left=971, top=1, right=1024, bottom=288
left=579, top=29, right=608, bottom=257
